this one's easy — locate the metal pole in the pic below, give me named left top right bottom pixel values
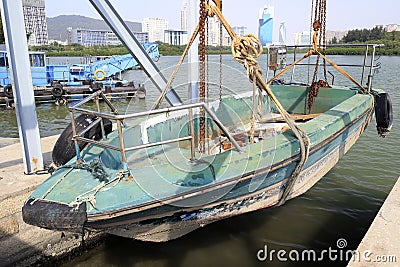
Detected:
left=116, top=120, right=128, bottom=171
left=94, top=95, right=106, bottom=140
left=0, top=0, right=43, bottom=174
left=89, top=0, right=182, bottom=106
left=360, top=45, right=369, bottom=86
left=367, top=45, right=376, bottom=93
left=290, top=46, right=297, bottom=84
left=69, top=111, right=81, bottom=161
left=188, top=0, right=199, bottom=103
left=188, top=0, right=199, bottom=160
left=203, top=105, right=242, bottom=152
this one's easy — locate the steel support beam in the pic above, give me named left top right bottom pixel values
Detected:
left=89, top=0, right=182, bottom=106
left=188, top=0, right=199, bottom=102
left=0, top=0, right=43, bottom=173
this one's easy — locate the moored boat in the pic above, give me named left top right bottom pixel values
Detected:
left=22, top=0, right=393, bottom=242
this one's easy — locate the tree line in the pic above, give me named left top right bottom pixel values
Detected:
left=330, top=26, right=400, bottom=56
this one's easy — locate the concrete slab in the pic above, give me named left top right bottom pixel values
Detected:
left=0, top=135, right=58, bottom=202
left=0, top=135, right=104, bottom=266
left=348, top=177, right=400, bottom=266
left=0, top=137, right=19, bottom=148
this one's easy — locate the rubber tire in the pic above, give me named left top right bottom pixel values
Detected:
left=52, top=114, right=112, bottom=167
left=4, top=85, right=13, bottom=98
left=374, top=92, right=393, bottom=134
left=52, top=84, right=64, bottom=98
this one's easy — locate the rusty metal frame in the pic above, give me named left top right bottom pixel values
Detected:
left=68, top=91, right=242, bottom=171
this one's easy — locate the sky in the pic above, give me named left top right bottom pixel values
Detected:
left=45, top=0, right=399, bottom=43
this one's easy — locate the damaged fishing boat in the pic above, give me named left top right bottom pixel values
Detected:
left=23, top=0, right=393, bottom=242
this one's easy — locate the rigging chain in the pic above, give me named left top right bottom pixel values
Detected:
left=309, top=0, right=329, bottom=110
left=219, top=13, right=223, bottom=153
left=199, top=0, right=207, bottom=153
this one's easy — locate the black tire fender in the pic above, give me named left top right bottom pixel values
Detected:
left=374, top=92, right=393, bottom=137
left=52, top=114, right=112, bottom=167
left=52, top=83, right=64, bottom=98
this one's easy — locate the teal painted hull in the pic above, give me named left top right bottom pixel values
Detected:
left=23, top=85, right=375, bottom=241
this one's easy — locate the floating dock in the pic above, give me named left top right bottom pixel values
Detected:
left=0, top=82, right=146, bottom=107
left=348, top=177, right=400, bottom=266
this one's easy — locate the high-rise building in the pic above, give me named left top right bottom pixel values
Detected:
left=180, top=0, right=188, bottom=31
left=22, top=0, right=49, bottom=46
left=142, top=18, right=169, bottom=42
left=258, top=4, right=274, bottom=46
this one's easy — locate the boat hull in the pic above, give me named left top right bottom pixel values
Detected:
left=86, top=110, right=370, bottom=242
left=22, top=85, right=375, bottom=242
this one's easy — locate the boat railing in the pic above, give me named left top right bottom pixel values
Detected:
left=268, top=43, right=383, bottom=92
left=68, top=90, right=242, bottom=172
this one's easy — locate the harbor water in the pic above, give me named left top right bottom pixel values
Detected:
left=1, top=55, right=399, bottom=266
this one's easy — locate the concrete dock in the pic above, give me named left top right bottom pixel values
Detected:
left=348, top=177, right=400, bottom=266
left=0, top=135, right=103, bottom=266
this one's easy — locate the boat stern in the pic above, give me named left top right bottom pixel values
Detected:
left=22, top=198, right=87, bottom=233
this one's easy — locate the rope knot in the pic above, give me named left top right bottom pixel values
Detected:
left=231, top=34, right=263, bottom=79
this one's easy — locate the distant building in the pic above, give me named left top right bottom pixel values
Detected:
left=326, top=30, right=348, bottom=43
left=207, top=17, right=220, bottom=46
left=22, top=0, right=49, bottom=46
left=258, top=4, right=274, bottom=46
left=233, top=26, right=247, bottom=37
left=132, top=32, right=149, bottom=44
left=164, top=30, right=188, bottom=45
left=206, top=17, right=230, bottom=46
left=293, top=30, right=347, bottom=45
left=180, top=0, right=188, bottom=31
left=142, top=18, right=169, bottom=42
left=382, top=24, right=400, bottom=32
left=67, top=28, right=149, bottom=46
left=294, top=31, right=311, bottom=45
